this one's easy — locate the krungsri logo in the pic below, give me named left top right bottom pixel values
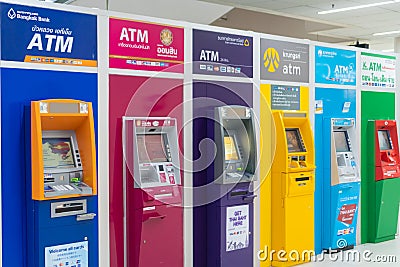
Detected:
left=8, top=8, right=16, bottom=20
left=264, top=47, right=280, bottom=73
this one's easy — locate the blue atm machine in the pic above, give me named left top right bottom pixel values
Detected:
left=326, top=118, right=361, bottom=251
left=315, top=89, right=360, bottom=253
left=26, top=99, right=98, bottom=267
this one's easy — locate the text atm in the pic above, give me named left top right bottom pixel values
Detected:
left=367, top=120, right=400, bottom=243
left=207, top=105, right=257, bottom=267
left=123, top=117, right=183, bottom=267
left=27, top=99, right=97, bottom=267
left=323, top=118, right=360, bottom=251
left=271, top=111, right=315, bottom=266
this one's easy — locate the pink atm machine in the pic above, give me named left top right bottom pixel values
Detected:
left=123, top=117, right=183, bottom=267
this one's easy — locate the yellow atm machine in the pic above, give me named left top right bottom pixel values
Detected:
left=27, top=99, right=97, bottom=267
left=271, top=111, right=315, bottom=266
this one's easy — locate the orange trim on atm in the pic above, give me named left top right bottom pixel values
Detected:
left=31, top=99, right=97, bottom=200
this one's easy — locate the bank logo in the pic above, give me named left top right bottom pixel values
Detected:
left=8, top=8, right=16, bottom=20
left=264, top=47, right=280, bottom=73
left=337, top=238, right=348, bottom=249
left=160, top=29, right=173, bottom=46
left=318, top=49, right=323, bottom=57
left=244, top=39, right=250, bottom=47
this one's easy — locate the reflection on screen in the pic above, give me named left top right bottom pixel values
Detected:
left=42, top=137, right=75, bottom=169
left=224, top=136, right=239, bottom=161
left=137, top=134, right=169, bottom=163
left=378, top=130, right=392, bottom=150
left=334, top=131, right=350, bottom=152
left=285, top=129, right=304, bottom=153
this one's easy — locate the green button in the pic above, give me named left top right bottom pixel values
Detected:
left=237, top=167, right=243, bottom=171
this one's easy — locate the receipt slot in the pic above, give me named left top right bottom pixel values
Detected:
left=123, top=117, right=183, bottom=267
left=271, top=111, right=315, bottom=266
left=366, top=120, right=400, bottom=243
left=322, top=119, right=360, bottom=251
left=26, top=99, right=97, bottom=267
left=207, top=106, right=257, bottom=267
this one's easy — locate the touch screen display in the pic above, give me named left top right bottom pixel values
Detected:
left=334, top=131, right=350, bottom=152
left=42, top=137, right=75, bottom=169
left=137, top=134, right=169, bottom=163
left=224, top=136, right=239, bottom=161
left=378, top=130, right=392, bottom=150
left=285, top=129, right=304, bottom=153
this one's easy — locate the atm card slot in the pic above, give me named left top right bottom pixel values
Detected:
left=230, top=190, right=248, bottom=197
left=55, top=204, right=84, bottom=214
left=51, top=200, right=87, bottom=218
left=44, top=177, right=55, bottom=183
left=154, top=193, right=173, bottom=199
left=295, top=177, right=310, bottom=182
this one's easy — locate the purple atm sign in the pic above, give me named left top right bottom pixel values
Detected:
left=193, top=29, right=253, bottom=78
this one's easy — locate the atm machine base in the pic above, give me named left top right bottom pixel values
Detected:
left=27, top=196, right=97, bottom=267
left=128, top=204, right=183, bottom=267
left=372, top=179, right=400, bottom=243
left=272, top=195, right=314, bottom=267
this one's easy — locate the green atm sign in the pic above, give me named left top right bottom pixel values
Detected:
left=361, top=52, right=396, bottom=89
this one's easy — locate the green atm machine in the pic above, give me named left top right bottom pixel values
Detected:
left=366, top=119, right=400, bottom=243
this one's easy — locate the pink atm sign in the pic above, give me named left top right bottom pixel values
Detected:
left=109, top=18, right=184, bottom=73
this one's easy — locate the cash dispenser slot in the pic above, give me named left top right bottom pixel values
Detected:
left=230, top=190, right=248, bottom=197
left=51, top=199, right=87, bottom=218
left=295, top=177, right=310, bottom=182
left=286, top=172, right=314, bottom=197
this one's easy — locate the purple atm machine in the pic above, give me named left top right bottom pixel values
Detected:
left=207, top=105, right=257, bottom=267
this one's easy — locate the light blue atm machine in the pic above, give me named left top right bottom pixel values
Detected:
left=315, top=89, right=361, bottom=253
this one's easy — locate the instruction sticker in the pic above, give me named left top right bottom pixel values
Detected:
left=315, top=100, right=323, bottom=114
left=342, top=101, right=351, bottom=113
left=271, top=85, right=300, bottom=110
left=45, top=241, right=88, bottom=267
left=226, top=205, right=249, bottom=252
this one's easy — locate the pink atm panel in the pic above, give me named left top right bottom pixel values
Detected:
left=123, top=117, right=183, bottom=267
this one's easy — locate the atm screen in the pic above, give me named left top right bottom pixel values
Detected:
left=137, top=134, right=169, bottom=163
left=334, top=131, right=350, bottom=152
left=378, top=130, right=392, bottom=150
left=285, top=129, right=304, bottom=153
left=224, top=136, right=239, bottom=161
left=42, top=137, right=76, bottom=169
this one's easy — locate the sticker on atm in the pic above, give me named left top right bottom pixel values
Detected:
left=337, top=204, right=357, bottom=225
left=337, top=227, right=354, bottom=236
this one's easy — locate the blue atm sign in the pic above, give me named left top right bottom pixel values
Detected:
left=1, top=3, right=97, bottom=66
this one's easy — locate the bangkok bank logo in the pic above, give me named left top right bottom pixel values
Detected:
left=8, top=8, right=16, bottom=20
left=160, top=29, right=173, bottom=46
left=264, top=47, right=280, bottom=73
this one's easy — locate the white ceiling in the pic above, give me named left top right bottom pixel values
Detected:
left=67, top=0, right=400, bottom=51
left=203, top=0, right=400, bottom=51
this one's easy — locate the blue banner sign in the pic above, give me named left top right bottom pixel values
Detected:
left=1, top=3, right=97, bottom=66
left=315, top=46, right=356, bottom=85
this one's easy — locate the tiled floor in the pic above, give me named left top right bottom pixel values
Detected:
left=303, top=238, right=400, bottom=266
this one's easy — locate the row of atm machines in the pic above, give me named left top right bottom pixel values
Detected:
left=24, top=98, right=400, bottom=267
